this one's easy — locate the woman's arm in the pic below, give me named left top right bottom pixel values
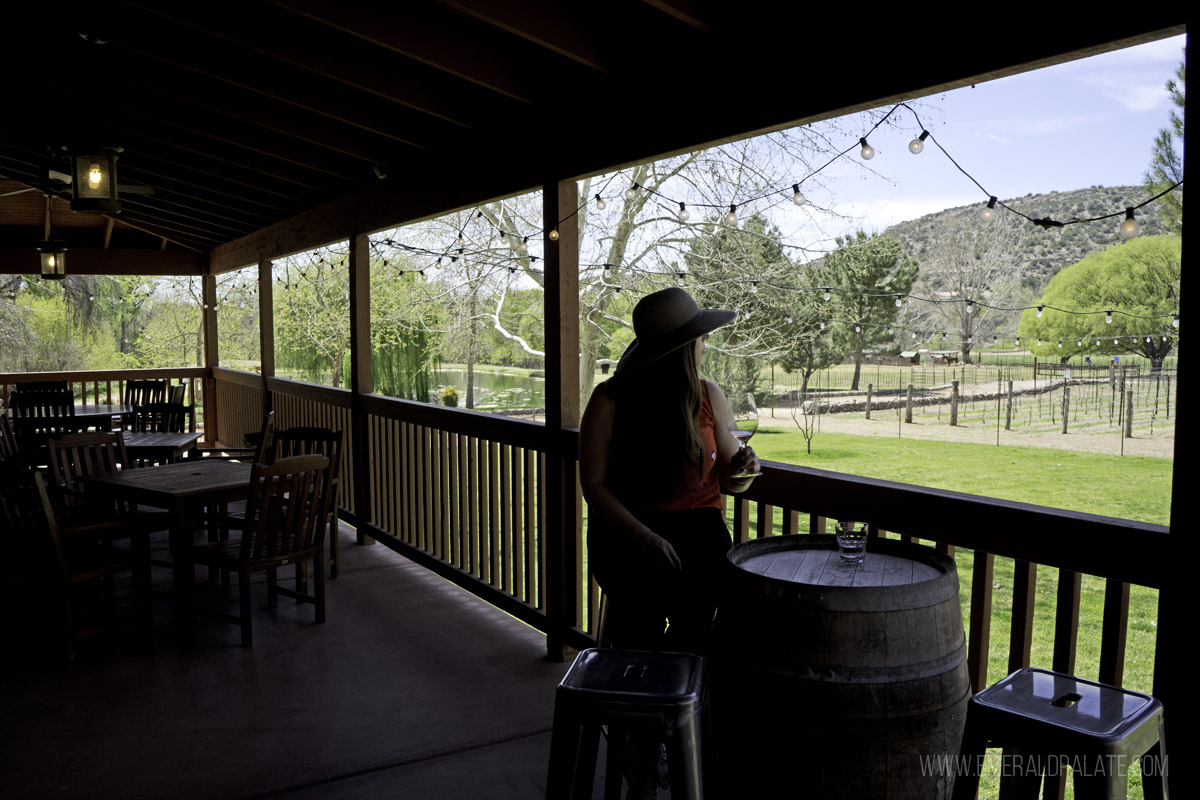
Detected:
left=706, top=380, right=760, bottom=493
left=579, top=383, right=681, bottom=572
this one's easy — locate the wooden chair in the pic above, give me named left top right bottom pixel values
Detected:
left=12, top=380, right=69, bottom=393
left=0, top=463, right=150, bottom=658
left=168, top=383, right=186, bottom=405
left=195, top=410, right=275, bottom=463
left=272, top=427, right=343, bottom=579
left=131, top=403, right=194, bottom=434
left=122, top=380, right=167, bottom=430
left=0, top=414, right=19, bottom=464
left=190, top=454, right=334, bottom=646
left=10, top=390, right=76, bottom=467
left=45, top=431, right=163, bottom=550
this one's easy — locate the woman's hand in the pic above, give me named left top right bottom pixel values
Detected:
left=730, top=445, right=760, bottom=477
left=633, top=528, right=682, bottom=574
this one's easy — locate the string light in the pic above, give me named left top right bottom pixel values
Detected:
left=678, top=202, right=690, bottom=222
left=859, top=137, right=875, bottom=160
left=823, top=288, right=831, bottom=301
left=603, top=264, right=612, bottom=279
left=725, top=204, right=738, bottom=225
left=677, top=272, right=686, bottom=286
left=1119, top=207, right=1140, bottom=239
left=595, top=194, right=606, bottom=210
left=1036, top=305, right=1043, bottom=318
left=624, top=182, right=640, bottom=201
left=548, top=228, right=560, bottom=241
left=980, top=196, right=998, bottom=222
left=1105, top=310, right=1113, bottom=324
left=908, top=130, right=930, bottom=154
left=895, top=296, right=903, bottom=307
left=750, top=281, right=758, bottom=294
left=792, top=184, right=806, bottom=207
left=518, top=236, right=529, bottom=255
left=1173, top=315, right=1180, bottom=328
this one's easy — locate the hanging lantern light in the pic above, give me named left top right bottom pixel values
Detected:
left=69, top=146, right=122, bottom=213
left=36, top=241, right=68, bottom=280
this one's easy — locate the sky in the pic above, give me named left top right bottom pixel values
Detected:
left=775, top=33, right=1187, bottom=253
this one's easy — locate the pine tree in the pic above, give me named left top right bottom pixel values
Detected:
left=1143, top=57, right=1184, bottom=235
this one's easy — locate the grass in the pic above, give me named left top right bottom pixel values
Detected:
left=750, top=427, right=1172, bottom=526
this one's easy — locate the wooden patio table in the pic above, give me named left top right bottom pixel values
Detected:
left=123, top=431, right=202, bottom=464
left=74, top=404, right=132, bottom=430
left=82, top=459, right=253, bottom=620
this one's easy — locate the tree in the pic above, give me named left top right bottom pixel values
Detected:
left=815, top=232, right=917, bottom=390
left=1017, top=235, right=1180, bottom=372
left=1143, top=57, right=1184, bottom=235
left=908, top=211, right=1024, bottom=364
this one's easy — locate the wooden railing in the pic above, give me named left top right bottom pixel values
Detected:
left=1, top=367, right=206, bottom=419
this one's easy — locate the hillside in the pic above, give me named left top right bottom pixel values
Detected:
left=883, top=185, right=1169, bottom=295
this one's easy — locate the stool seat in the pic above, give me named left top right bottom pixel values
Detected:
left=546, top=648, right=708, bottom=799
left=953, top=668, right=1166, bottom=800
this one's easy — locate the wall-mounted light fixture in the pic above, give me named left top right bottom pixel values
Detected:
left=69, top=146, right=122, bottom=213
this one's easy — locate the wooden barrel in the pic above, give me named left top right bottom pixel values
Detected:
left=711, top=535, right=970, bottom=799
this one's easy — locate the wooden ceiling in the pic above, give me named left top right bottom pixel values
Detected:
left=0, top=2, right=1186, bottom=274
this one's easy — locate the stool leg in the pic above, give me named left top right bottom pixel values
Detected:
left=546, top=699, right=583, bottom=800
left=1141, top=736, right=1167, bottom=800
left=572, top=724, right=602, bottom=800
left=951, top=716, right=988, bottom=800
left=998, top=748, right=1044, bottom=800
left=669, top=713, right=704, bottom=800
left=604, top=725, right=626, bottom=800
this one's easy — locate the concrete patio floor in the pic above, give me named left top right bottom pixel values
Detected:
left=2, top=523, right=618, bottom=799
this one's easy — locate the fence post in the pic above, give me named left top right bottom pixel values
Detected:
left=950, top=380, right=959, bottom=426
left=1005, top=380, right=1013, bottom=431
left=905, top=384, right=913, bottom=423
left=1062, top=387, right=1070, bottom=434
left=1125, top=389, right=1134, bottom=438
left=865, top=383, right=872, bottom=419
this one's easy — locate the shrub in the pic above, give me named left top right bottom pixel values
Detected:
left=440, top=386, right=460, bottom=407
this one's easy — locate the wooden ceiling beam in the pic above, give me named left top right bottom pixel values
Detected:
left=442, top=0, right=613, bottom=73
left=0, top=247, right=206, bottom=276
left=272, top=0, right=573, bottom=106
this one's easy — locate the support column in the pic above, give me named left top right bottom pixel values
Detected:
left=543, top=179, right=580, bottom=660
left=201, top=266, right=220, bottom=444
left=348, top=232, right=374, bottom=544
left=258, top=256, right=275, bottom=379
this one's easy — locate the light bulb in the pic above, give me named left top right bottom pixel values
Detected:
left=725, top=204, right=737, bottom=225
left=499, top=231, right=507, bottom=244
left=88, top=163, right=102, bottom=186
left=1113, top=338, right=1118, bottom=344
left=750, top=281, right=758, bottom=294
left=1146, top=337, right=1151, bottom=343
left=518, top=237, right=528, bottom=255
left=548, top=228, right=560, bottom=241
left=966, top=299, right=974, bottom=314
left=823, top=288, right=831, bottom=301
left=908, top=130, right=929, bottom=155
left=1036, top=305, right=1043, bottom=318
left=624, top=183, right=638, bottom=201
left=677, top=272, right=686, bottom=286
left=603, top=264, right=611, bottom=279
left=1173, top=315, right=1180, bottom=328
left=1105, top=310, right=1113, bottom=324
left=792, top=184, right=806, bottom=207
left=614, top=286, right=621, bottom=296
left=1016, top=337, right=1020, bottom=346
left=1058, top=341, right=1063, bottom=349
left=1037, top=338, right=1042, bottom=347
left=820, top=321, right=825, bottom=330
left=859, top=137, right=874, bottom=160
left=48, top=255, right=56, bottom=268
left=980, top=196, right=998, bottom=222
left=595, top=194, right=606, bottom=210
left=678, top=202, right=689, bottom=222
left=911, top=332, right=916, bottom=339
left=1119, top=207, right=1140, bottom=239
left=855, top=324, right=861, bottom=333
left=895, top=296, right=902, bottom=307
left=1077, top=340, right=1082, bottom=347
left=787, top=315, right=793, bottom=324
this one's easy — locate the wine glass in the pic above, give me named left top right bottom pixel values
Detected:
left=729, top=392, right=761, bottom=478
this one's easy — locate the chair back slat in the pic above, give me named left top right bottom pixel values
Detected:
left=47, top=431, right=133, bottom=516
left=0, top=414, right=19, bottom=463
left=123, top=380, right=167, bottom=407
left=131, top=403, right=192, bottom=433
left=241, top=454, right=333, bottom=565
left=273, top=426, right=343, bottom=516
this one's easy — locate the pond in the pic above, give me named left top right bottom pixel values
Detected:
left=435, top=367, right=545, bottom=410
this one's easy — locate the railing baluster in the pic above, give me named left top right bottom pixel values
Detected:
left=968, top=551, right=995, bottom=694
left=488, top=440, right=500, bottom=588
left=1052, top=569, right=1082, bottom=675
left=525, top=447, right=537, bottom=605
left=500, top=442, right=512, bottom=594
left=459, top=434, right=470, bottom=572
left=537, top=450, right=546, bottom=611
left=785, top=509, right=799, bottom=536
left=1009, top=560, right=1038, bottom=673
left=756, top=502, right=773, bottom=539
left=1099, top=579, right=1131, bottom=686
left=468, top=435, right=479, bottom=576
left=732, top=496, right=749, bottom=544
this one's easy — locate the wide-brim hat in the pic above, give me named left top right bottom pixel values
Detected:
left=615, top=287, right=735, bottom=373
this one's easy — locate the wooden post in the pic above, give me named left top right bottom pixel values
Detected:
left=201, top=266, right=219, bottom=444
left=1005, top=380, right=1013, bottom=431
left=1125, top=389, right=1134, bottom=438
left=347, top=232, right=374, bottom=546
left=949, top=380, right=959, bottom=426
left=905, top=384, right=913, bottom=423
left=864, top=383, right=872, bottom=419
left=258, top=256, right=275, bottom=379
left=1061, top=386, right=1069, bottom=434
left=543, top=179, right=580, bottom=661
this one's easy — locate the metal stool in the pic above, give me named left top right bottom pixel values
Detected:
left=546, top=648, right=708, bottom=799
left=953, top=668, right=1167, bottom=800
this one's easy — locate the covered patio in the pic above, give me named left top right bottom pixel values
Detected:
left=1, top=5, right=1189, bottom=798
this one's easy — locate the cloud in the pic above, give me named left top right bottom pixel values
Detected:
left=1075, top=71, right=1169, bottom=113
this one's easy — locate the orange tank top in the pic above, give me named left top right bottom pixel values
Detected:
left=641, top=381, right=723, bottom=513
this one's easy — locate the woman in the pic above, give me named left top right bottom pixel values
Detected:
left=580, top=287, right=759, bottom=656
